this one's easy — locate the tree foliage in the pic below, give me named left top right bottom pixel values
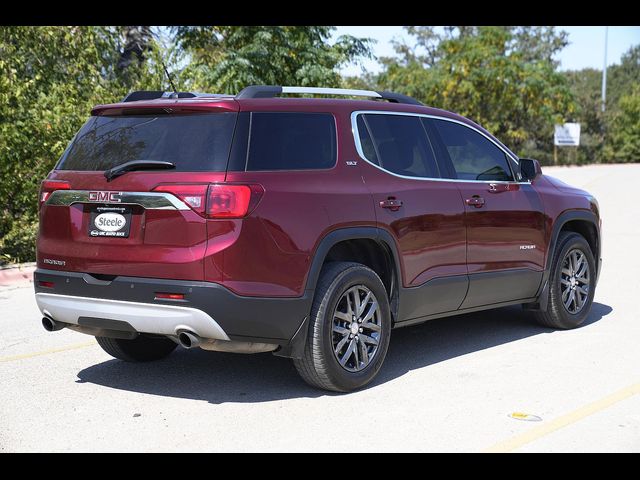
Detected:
left=607, top=45, right=640, bottom=108
left=377, top=26, right=575, bottom=161
left=0, top=26, right=174, bottom=262
left=563, top=68, right=605, bottom=164
left=174, top=26, right=372, bottom=93
left=604, top=83, right=640, bottom=163
left=564, top=45, right=640, bottom=164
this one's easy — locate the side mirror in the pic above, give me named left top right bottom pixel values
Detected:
left=520, top=158, right=542, bottom=182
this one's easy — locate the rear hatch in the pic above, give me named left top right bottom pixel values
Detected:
left=37, top=100, right=239, bottom=281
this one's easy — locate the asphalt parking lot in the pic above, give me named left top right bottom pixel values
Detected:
left=1, top=163, right=639, bottom=452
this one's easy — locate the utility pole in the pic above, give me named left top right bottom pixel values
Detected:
left=602, top=26, right=609, bottom=113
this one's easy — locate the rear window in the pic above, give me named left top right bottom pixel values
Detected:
left=56, top=113, right=237, bottom=171
left=246, top=112, right=336, bottom=171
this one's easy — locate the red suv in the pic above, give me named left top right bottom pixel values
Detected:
left=35, top=86, right=602, bottom=392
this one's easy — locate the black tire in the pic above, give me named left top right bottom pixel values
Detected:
left=96, top=335, right=178, bottom=362
left=535, top=232, right=596, bottom=329
left=293, top=261, right=392, bottom=392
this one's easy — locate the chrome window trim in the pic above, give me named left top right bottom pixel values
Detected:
left=45, top=190, right=191, bottom=210
left=351, top=110, right=529, bottom=185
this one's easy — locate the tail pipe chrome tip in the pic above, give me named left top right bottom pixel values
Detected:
left=178, top=331, right=201, bottom=349
left=42, top=316, right=65, bottom=332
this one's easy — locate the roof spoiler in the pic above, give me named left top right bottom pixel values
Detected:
left=121, top=91, right=232, bottom=102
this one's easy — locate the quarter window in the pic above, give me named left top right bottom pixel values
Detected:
left=431, top=119, right=514, bottom=181
left=246, top=112, right=336, bottom=171
left=357, top=114, right=440, bottom=179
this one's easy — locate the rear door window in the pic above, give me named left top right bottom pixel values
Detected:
left=56, top=112, right=237, bottom=172
left=356, top=114, right=440, bottom=178
left=430, top=119, right=514, bottom=181
left=246, top=112, right=336, bottom=171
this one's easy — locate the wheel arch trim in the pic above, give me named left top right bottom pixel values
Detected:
left=536, top=209, right=601, bottom=303
left=547, top=210, right=600, bottom=270
left=303, top=227, right=403, bottom=294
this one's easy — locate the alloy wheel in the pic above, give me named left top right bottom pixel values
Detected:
left=560, top=248, right=591, bottom=314
left=332, top=285, right=382, bottom=372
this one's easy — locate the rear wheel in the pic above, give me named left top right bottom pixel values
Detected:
left=535, top=232, right=596, bottom=329
left=96, top=335, right=178, bottom=362
left=294, top=262, right=391, bottom=392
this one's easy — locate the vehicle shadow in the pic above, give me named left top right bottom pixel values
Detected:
left=76, top=302, right=612, bottom=404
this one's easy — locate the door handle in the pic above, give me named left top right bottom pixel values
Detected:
left=379, top=198, right=403, bottom=211
left=465, top=196, right=485, bottom=208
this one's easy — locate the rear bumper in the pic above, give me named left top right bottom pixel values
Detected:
left=36, top=293, right=230, bottom=340
left=33, top=269, right=311, bottom=344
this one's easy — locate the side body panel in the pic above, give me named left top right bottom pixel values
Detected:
left=222, top=102, right=376, bottom=297
left=357, top=166, right=468, bottom=318
left=454, top=181, right=546, bottom=308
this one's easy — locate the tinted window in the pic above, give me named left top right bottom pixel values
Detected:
left=358, top=114, right=440, bottom=178
left=57, top=113, right=237, bottom=171
left=247, top=113, right=336, bottom=171
left=356, top=116, right=379, bottom=164
left=432, top=119, right=514, bottom=181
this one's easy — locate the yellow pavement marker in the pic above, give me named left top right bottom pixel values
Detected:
left=0, top=341, right=96, bottom=363
left=485, top=381, right=640, bottom=452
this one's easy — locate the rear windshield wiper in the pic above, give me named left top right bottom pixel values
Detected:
left=104, top=160, right=175, bottom=182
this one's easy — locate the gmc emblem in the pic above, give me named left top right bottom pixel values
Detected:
left=88, top=191, right=122, bottom=203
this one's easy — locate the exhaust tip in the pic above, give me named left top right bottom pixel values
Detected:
left=42, top=316, right=63, bottom=332
left=178, top=331, right=201, bottom=349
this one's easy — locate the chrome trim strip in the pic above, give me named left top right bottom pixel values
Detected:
left=45, top=190, right=190, bottom=210
left=350, top=110, right=528, bottom=185
left=35, top=293, right=230, bottom=340
left=282, top=86, right=382, bottom=98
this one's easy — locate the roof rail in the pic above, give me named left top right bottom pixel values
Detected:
left=122, top=91, right=232, bottom=102
left=235, top=85, right=422, bottom=105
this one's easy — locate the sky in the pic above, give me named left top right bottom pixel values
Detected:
left=333, top=26, right=640, bottom=76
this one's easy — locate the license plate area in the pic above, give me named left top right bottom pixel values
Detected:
left=88, top=205, right=132, bottom=238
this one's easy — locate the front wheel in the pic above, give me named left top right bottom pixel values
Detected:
left=535, top=232, right=596, bottom=329
left=293, top=262, right=392, bottom=392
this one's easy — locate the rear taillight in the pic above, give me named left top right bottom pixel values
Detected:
left=153, top=184, right=264, bottom=219
left=207, top=184, right=257, bottom=218
left=39, top=180, right=71, bottom=208
left=152, top=184, right=209, bottom=216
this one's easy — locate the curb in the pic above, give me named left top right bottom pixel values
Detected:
left=0, top=262, right=36, bottom=286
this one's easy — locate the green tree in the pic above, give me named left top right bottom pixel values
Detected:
left=607, top=45, right=640, bottom=109
left=603, top=45, right=640, bottom=162
left=563, top=68, right=605, bottom=164
left=0, top=26, right=171, bottom=263
left=562, top=45, right=639, bottom=164
left=604, top=84, right=640, bottom=162
left=117, top=26, right=153, bottom=72
left=377, top=26, right=575, bottom=163
left=174, top=26, right=372, bottom=93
